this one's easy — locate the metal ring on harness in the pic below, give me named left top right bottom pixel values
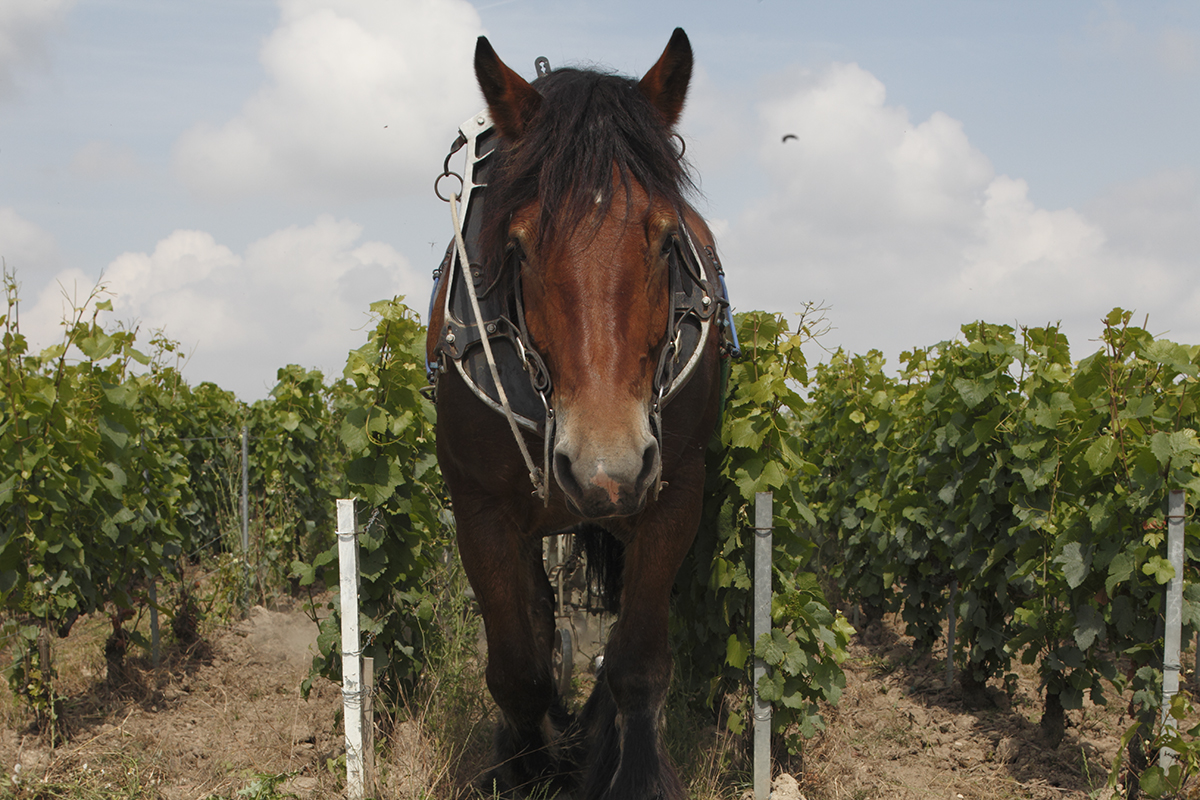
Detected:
left=435, top=171, right=464, bottom=203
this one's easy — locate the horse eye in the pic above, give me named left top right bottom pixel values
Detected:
left=507, top=240, right=527, bottom=262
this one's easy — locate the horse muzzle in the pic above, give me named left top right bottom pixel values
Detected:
left=552, top=429, right=661, bottom=519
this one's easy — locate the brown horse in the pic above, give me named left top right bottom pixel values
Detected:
left=427, top=28, right=734, bottom=800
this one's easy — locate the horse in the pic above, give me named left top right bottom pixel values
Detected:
left=426, top=28, right=736, bottom=800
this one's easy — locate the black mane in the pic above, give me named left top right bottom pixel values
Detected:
left=481, top=67, right=694, bottom=265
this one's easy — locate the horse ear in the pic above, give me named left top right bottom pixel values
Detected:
left=637, top=28, right=692, bottom=128
left=475, top=36, right=542, bottom=140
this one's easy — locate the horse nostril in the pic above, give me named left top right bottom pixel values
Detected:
left=554, top=451, right=583, bottom=500
left=636, top=439, right=660, bottom=493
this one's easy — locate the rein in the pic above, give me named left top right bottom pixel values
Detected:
left=448, top=189, right=551, bottom=501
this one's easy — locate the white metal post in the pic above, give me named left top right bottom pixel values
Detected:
left=1161, top=490, right=1185, bottom=770
left=363, top=656, right=376, bottom=798
left=753, top=492, right=773, bottom=800
left=149, top=580, right=160, bottom=673
left=241, top=425, right=250, bottom=609
left=241, top=425, right=250, bottom=555
left=337, top=499, right=366, bottom=800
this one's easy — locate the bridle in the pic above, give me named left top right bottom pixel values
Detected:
left=427, top=108, right=739, bottom=503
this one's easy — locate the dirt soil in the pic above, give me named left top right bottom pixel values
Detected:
left=793, top=614, right=1136, bottom=800
left=1, top=604, right=346, bottom=799
left=0, top=602, right=1176, bottom=799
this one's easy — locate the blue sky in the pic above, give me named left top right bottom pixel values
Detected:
left=2, top=0, right=1198, bottom=399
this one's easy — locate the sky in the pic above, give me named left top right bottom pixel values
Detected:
left=2, top=0, right=1198, bottom=400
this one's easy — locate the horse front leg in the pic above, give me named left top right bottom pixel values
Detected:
left=581, top=523, right=693, bottom=800
left=456, top=507, right=568, bottom=794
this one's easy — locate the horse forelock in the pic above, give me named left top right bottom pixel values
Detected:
left=480, top=67, right=694, bottom=269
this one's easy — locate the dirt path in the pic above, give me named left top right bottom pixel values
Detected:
left=0, top=603, right=1171, bottom=799
left=797, top=616, right=1129, bottom=799
left=2, top=605, right=344, bottom=799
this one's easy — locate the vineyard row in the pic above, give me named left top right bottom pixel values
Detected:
left=4, top=267, right=1198, bottom=782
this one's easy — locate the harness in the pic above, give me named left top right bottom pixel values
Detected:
left=427, top=109, right=739, bottom=502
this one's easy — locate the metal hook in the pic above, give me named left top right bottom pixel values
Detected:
left=671, top=132, right=686, bottom=159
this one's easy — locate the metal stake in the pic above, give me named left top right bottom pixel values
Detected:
left=1161, top=490, right=1185, bottom=770
left=753, top=492, right=774, bottom=800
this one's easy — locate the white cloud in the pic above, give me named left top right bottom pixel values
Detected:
left=173, top=0, right=484, bottom=201
left=23, top=217, right=427, bottom=399
left=21, top=268, right=103, bottom=350
left=709, top=61, right=1197, bottom=362
left=724, top=63, right=1002, bottom=309
left=0, top=0, right=73, bottom=99
left=1084, top=169, right=1200, bottom=343
left=0, top=207, right=61, bottom=277
left=752, top=64, right=992, bottom=242
left=71, top=141, right=143, bottom=181
left=101, top=230, right=243, bottom=348
left=1088, top=169, right=1200, bottom=263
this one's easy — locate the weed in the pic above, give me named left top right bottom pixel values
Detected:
left=1, top=752, right=168, bottom=800
left=855, top=653, right=896, bottom=679
left=230, top=771, right=299, bottom=800
left=377, top=553, right=492, bottom=797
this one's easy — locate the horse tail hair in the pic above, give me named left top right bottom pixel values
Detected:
left=577, top=523, right=624, bottom=614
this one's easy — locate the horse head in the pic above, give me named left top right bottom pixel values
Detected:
left=474, top=30, right=694, bottom=519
